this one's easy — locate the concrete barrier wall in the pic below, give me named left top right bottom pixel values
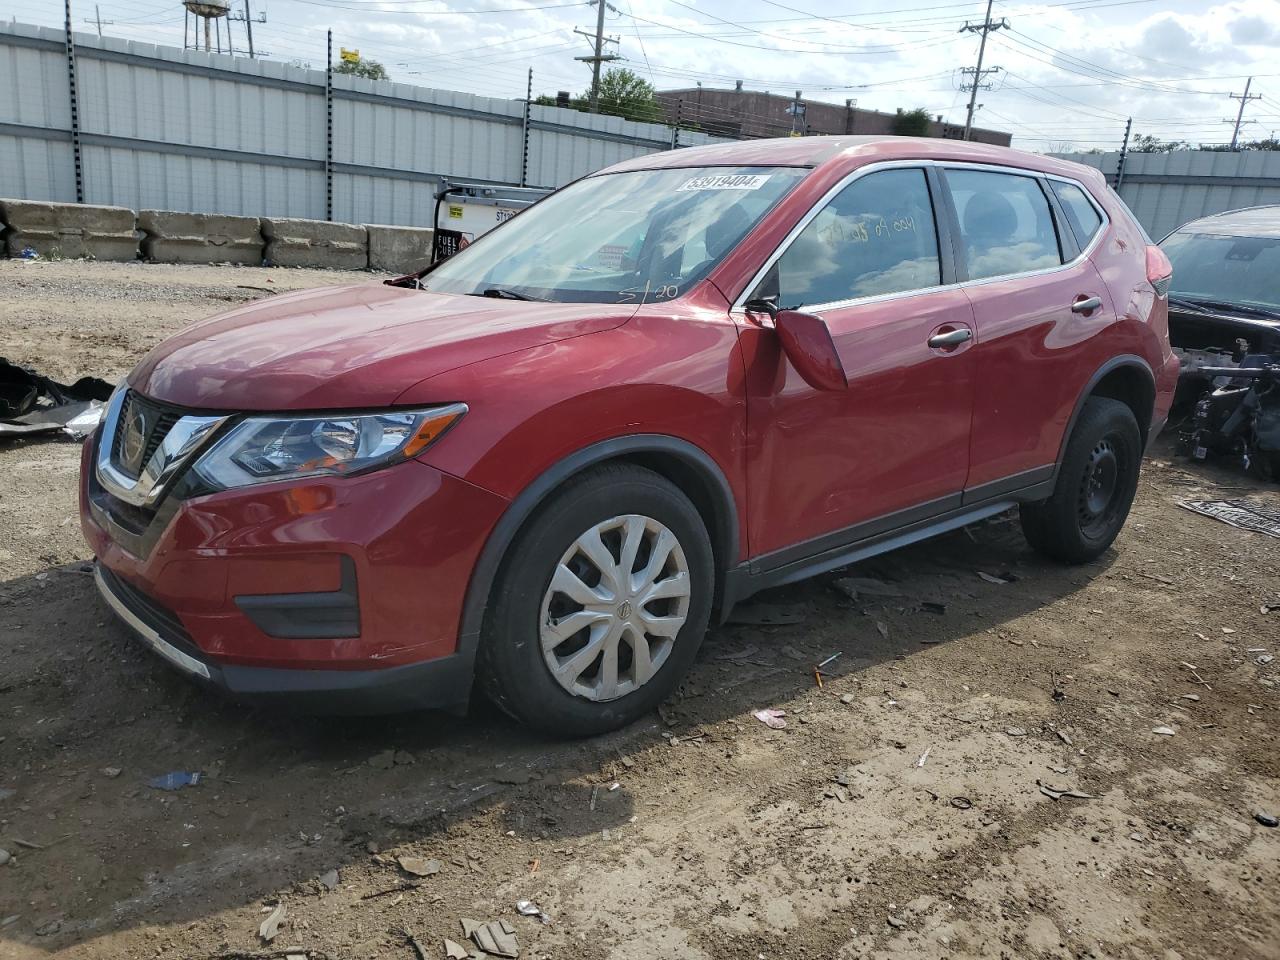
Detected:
left=366, top=224, right=433, bottom=274
left=0, top=199, right=435, bottom=273
left=139, top=211, right=263, bottom=265
left=0, top=199, right=138, bottom=260
left=262, top=218, right=368, bottom=270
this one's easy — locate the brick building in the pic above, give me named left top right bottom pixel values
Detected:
left=655, top=85, right=1011, bottom=147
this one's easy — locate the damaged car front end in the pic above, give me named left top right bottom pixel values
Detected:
left=1160, top=205, right=1280, bottom=477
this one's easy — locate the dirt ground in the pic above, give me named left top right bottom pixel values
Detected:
left=1, top=258, right=1278, bottom=960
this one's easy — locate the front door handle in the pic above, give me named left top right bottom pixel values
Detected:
left=927, top=328, right=973, bottom=348
left=1071, top=296, right=1103, bottom=313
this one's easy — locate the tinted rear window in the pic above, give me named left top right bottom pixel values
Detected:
left=1051, top=181, right=1103, bottom=248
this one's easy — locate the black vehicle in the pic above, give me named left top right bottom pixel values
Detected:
left=1160, top=205, right=1280, bottom=475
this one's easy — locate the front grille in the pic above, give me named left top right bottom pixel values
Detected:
left=111, top=390, right=184, bottom=479
left=98, top=564, right=203, bottom=659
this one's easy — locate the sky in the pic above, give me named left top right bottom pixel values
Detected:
left=10, top=0, right=1280, bottom=151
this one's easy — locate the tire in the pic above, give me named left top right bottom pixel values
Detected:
left=478, top=463, right=714, bottom=738
left=1020, top=397, right=1143, bottom=564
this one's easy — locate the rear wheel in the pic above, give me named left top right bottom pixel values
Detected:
left=1021, top=397, right=1142, bottom=563
left=478, top=463, right=714, bottom=737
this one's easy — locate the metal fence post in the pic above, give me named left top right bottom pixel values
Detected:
left=670, top=98, right=682, bottom=150
left=520, top=68, right=532, bottom=188
left=325, top=29, right=333, bottom=222
left=64, top=0, right=84, bottom=203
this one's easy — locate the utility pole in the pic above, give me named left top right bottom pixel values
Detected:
left=574, top=0, right=618, bottom=112
left=1115, top=116, right=1132, bottom=189
left=959, top=0, right=1008, bottom=141
left=787, top=90, right=806, bottom=136
left=228, top=0, right=264, bottom=58
left=844, top=98, right=857, bottom=135
left=1228, top=77, right=1261, bottom=150
left=84, top=4, right=113, bottom=36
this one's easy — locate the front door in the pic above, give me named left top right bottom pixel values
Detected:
left=739, top=166, right=977, bottom=561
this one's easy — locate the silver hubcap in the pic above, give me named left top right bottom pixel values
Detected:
left=540, top=514, right=691, bottom=702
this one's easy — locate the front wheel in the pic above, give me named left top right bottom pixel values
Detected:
left=478, top=463, right=714, bottom=737
left=1021, top=397, right=1143, bottom=563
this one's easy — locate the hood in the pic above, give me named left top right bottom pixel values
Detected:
left=130, top=282, right=633, bottom=410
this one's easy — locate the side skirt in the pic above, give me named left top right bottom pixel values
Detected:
left=721, top=469, right=1055, bottom=614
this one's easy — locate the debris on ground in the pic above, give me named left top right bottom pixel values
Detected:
left=1254, top=812, right=1279, bottom=828
left=0, top=357, right=112, bottom=441
left=148, top=771, right=201, bottom=791
left=396, top=856, right=442, bottom=878
left=977, top=571, right=1013, bottom=584
left=1179, top=499, right=1280, bottom=538
left=752, top=708, right=787, bottom=730
left=316, top=869, right=339, bottom=891
left=258, top=902, right=286, bottom=942
left=515, top=899, right=552, bottom=924
left=461, top=918, right=519, bottom=958
left=915, top=746, right=931, bottom=768
left=1037, top=781, right=1096, bottom=800
left=443, top=939, right=470, bottom=959
left=1152, top=726, right=1177, bottom=736
left=397, top=926, right=430, bottom=960
left=950, top=796, right=973, bottom=810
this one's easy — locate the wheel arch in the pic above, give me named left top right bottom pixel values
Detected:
left=455, top=434, right=740, bottom=662
left=1054, top=355, right=1156, bottom=478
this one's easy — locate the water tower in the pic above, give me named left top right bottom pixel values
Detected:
left=183, top=0, right=233, bottom=54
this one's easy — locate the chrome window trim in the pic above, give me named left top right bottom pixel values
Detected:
left=731, top=159, right=1110, bottom=316
left=95, top=385, right=229, bottom=508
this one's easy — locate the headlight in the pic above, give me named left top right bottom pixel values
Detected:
left=192, top=404, right=466, bottom=490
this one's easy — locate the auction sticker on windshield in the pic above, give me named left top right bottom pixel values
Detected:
left=676, top=174, right=771, bottom=192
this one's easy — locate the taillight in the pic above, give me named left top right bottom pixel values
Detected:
left=1146, top=245, right=1172, bottom=298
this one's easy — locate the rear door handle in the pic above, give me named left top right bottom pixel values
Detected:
left=927, top=328, right=973, bottom=348
left=1071, top=296, right=1103, bottom=313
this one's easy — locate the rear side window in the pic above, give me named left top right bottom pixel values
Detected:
left=1051, top=180, right=1104, bottom=248
left=947, top=169, right=1062, bottom=281
left=769, top=168, right=942, bottom=309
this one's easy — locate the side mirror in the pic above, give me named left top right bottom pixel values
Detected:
left=774, top=309, right=848, bottom=392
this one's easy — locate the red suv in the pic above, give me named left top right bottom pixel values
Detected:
left=81, top=137, right=1178, bottom=736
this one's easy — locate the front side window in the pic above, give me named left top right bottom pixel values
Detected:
left=765, top=168, right=942, bottom=310
left=1051, top=180, right=1104, bottom=248
left=948, top=169, right=1063, bottom=281
left=422, top=166, right=807, bottom=304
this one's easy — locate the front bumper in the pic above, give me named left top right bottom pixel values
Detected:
left=81, top=427, right=509, bottom=709
left=94, top=560, right=476, bottom=711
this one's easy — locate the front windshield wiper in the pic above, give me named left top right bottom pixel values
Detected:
left=1170, top=295, right=1280, bottom=321
left=469, top=287, right=548, bottom=302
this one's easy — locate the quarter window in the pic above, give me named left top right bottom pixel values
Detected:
left=1051, top=180, right=1104, bottom=248
left=948, top=169, right=1063, bottom=281
left=767, top=168, right=942, bottom=309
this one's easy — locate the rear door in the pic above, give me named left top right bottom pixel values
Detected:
left=941, top=166, right=1118, bottom=494
left=739, top=165, right=978, bottom=559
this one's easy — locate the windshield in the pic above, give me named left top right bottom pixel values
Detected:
left=422, top=166, right=808, bottom=304
left=1161, top=230, right=1280, bottom=313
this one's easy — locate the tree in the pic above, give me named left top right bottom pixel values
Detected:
left=891, top=108, right=933, bottom=138
left=592, top=68, right=663, bottom=123
left=1130, top=134, right=1189, bottom=153
left=536, top=68, right=663, bottom=124
left=334, top=58, right=389, bottom=81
